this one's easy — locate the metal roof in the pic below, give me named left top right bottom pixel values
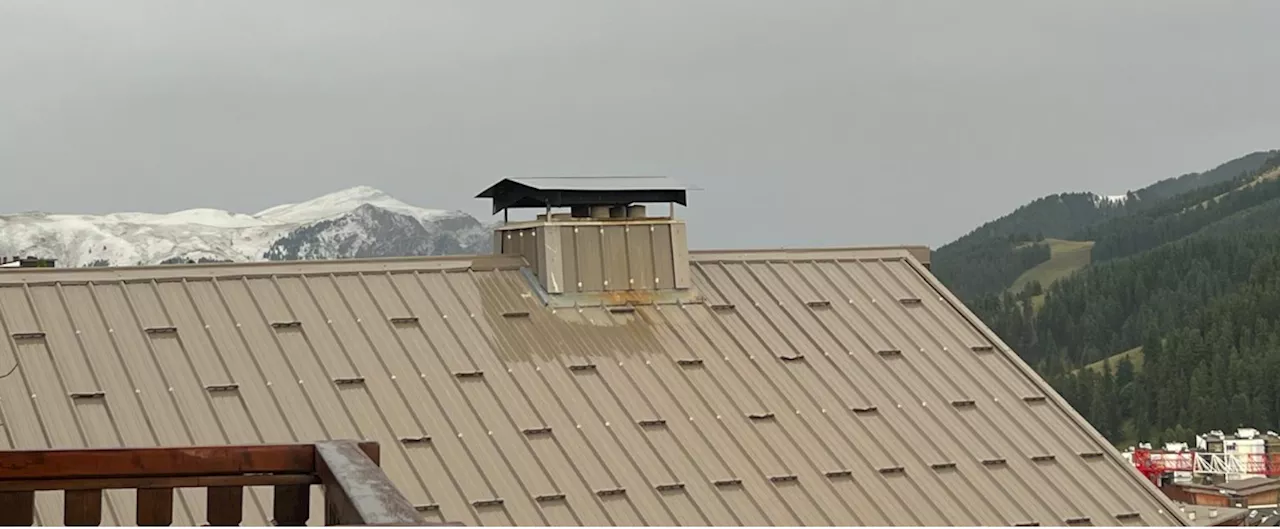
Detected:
left=0, top=248, right=1183, bottom=526
left=1183, top=477, right=1280, bottom=496
left=1175, top=503, right=1249, bottom=526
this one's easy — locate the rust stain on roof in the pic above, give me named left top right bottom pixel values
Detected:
left=0, top=248, right=1183, bottom=526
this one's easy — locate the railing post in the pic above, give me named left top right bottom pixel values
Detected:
left=207, top=486, right=244, bottom=526
left=273, top=484, right=311, bottom=526
left=137, top=487, right=174, bottom=526
left=315, top=440, right=424, bottom=526
left=64, top=489, right=103, bottom=526
left=0, top=491, right=35, bottom=526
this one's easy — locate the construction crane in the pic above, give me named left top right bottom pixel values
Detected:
left=1129, top=446, right=1280, bottom=485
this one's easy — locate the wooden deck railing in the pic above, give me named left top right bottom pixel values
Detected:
left=0, top=440, right=449, bottom=526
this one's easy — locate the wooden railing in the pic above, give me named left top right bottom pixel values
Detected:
left=0, top=440, right=450, bottom=526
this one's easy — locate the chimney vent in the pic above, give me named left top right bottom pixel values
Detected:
left=477, top=176, right=694, bottom=305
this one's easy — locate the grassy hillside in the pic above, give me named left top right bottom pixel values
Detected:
left=1009, top=239, right=1094, bottom=296
left=933, top=194, right=1126, bottom=300
left=1080, top=346, right=1144, bottom=374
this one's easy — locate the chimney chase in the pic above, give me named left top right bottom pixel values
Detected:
left=477, top=176, right=695, bottom=306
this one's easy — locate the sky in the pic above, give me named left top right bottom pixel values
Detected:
left=2, top=1, right=1278, bottom=249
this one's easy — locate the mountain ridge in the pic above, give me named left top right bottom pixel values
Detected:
left=932, top=149, right=1279, bottom=300
left=0, top=186, right=492, bottom=266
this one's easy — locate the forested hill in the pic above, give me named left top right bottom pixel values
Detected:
left=932, top=150, right=1277, bottom=300
left=931, top=193, right=1132, bottom=300
left=1136, top=150, right=1280, bottom=202
left=931, top=149, right=1280, bottom=447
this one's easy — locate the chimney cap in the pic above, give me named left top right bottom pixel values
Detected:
left=477, top=176, right=690, bottom=215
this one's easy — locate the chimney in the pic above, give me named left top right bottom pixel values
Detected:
left=477, top=176, right=694, bottom=305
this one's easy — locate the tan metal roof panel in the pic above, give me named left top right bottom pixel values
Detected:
left=0, top=248, right=1184, bottom=526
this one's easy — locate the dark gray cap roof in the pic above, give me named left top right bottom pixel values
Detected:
left=476, top=176, right=689, bottom=214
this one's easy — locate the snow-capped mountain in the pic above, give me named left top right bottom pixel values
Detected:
left=0, top=186, right=493, bottom=267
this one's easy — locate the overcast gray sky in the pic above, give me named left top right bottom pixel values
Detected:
left=2, top=1, right=1277, bottom=249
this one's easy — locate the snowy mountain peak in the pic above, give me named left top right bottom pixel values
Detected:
left=0, top=187, right=488, bottom=267
left=254, top=185, right=449, bottom=225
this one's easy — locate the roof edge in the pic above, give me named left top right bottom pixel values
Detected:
left=692, top=245, right=930, bottom=265
left=1, top=244, right=932, bottom=283
left=0, top=254, right=528, bottom=285
left=901, top=257, right=1189, bottom=526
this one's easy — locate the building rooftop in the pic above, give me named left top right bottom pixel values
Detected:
left=1175, top=503, right=1250, bottom=526
left=0, top=244, right=1183, bottom=526
left=1184, top=477, right=1280, bottom=497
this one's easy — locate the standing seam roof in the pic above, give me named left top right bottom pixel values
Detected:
left=0, top=249, right=1184, bottom=526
